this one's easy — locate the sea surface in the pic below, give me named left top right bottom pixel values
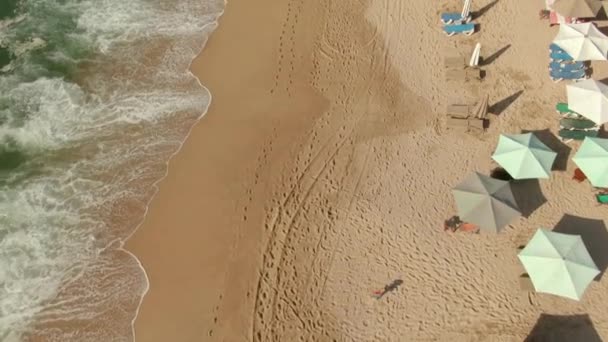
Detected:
left=0, top=0, right=224, bottom=340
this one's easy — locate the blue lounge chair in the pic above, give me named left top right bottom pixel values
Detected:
left=550, top=51, right=574, bottom=62
left=550, top=43, right=567, bottom=53
left=441, top=13, right=472, bottom=24
left=550, top=68, right=587, bottom=82
left=549, top=61, right=586, bottom=72
left=443, top=23, right=476, bottom=36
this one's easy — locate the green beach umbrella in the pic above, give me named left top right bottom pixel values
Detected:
left=452, top=172, right=521, bottom=233
left=518, top=228, right=599, bottom=301
left=491, top=133, right=557, bottom=179
left=572, top=137, right=608, bottom=188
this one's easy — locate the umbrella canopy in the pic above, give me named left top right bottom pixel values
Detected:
left=566, top=79, right=608, bottom=125
left=518, top=228, right=599, bottom=300
left=572, top=137, right=608, bottom=187
left=452, top=172, right=521, bottom=233
left=553, top=23, right=608, bottom=61
left=492, top=133, right=557, bottom=179
left=552, top=0, right=602, bottom=18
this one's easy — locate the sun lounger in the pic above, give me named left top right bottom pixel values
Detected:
left=550, top=51, right=574, bottom=62
left=446, top=94, right=488, bottom=133
left=445, top=67, right=482, bottom=82
left=446, top=116, right=485, bottom=132
left=441, top=13, right=472, bottom=24
left=549, top=61, right=586, bottom=71
left=560, top=117, right=598, bottom=130
left=447, top=103, right=474, bottom=118
left=555, top=102, right=585, bottom=118
left=445, top=55, right=466, bottom=69
left=443, top=23, right=476, bottom=36
left=597, top=193, right=608, bottom=204
left=550, top=68, right=587, bottom=82
left=550, top=43, right=567, bottom=53
left=558, top=128, right=599, bottom=141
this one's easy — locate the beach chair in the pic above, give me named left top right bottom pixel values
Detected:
left=446, top=94, right=488, bottom=133
left=550, top=68, right=587, bottom=82
left=443, top=23, right=476, bottom=36
left=558, top=128, right=599, bottom=142
left=445, top=67, right=482, bottom=81
left=445, top=55, right=466, bottom=69
left=550, top=43, right=567, bottom=53
left=441, top=13, right=472, bottom=24
left=549, top=61, right=586, bottom=71
left=441, top=0, right=473, bottom=24
left=447, top=103, right=474, bottom=118
left=555, top=102, right=585, bottom=118
left=550, top=51, right=574, bottom=62
left=560, top=117, right=598, bottom=131
left=446, top=116, right=485, bottom=132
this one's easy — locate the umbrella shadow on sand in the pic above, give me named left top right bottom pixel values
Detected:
left=488, top=90, right=523, bottom=116
left=510, top=179, right=547, bottom=218
left=525, top=314, right=602, bottom=342
left=489, top=167, right=546, bottom=218
left=553, top=214, right=608, bottom=281
left=522, top=128, right=571, bottom=171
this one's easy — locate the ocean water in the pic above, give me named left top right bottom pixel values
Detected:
left=0, top=0, right=225, bottom=340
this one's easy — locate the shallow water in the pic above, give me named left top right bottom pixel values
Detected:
left=0, top=0, right=224, bottom=340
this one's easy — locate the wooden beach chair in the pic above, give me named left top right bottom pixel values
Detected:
left=445, top=55, right=466, bottom=69
left=446, top=67, right=483, bottom=82
left=446, top=94, right=488, bottom=133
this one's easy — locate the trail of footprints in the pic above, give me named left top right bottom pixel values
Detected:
left=271, top=0, right=304, bottom=96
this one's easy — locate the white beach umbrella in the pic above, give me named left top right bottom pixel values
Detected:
left=553, top=23, right=608, bottom=61
left=567, top=79, right=608, bottom=125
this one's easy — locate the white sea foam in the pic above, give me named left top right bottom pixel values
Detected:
left=0, top=0, right=225, bottom=340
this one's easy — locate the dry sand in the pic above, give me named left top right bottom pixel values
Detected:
left=127, top=0, right=608, bottom=341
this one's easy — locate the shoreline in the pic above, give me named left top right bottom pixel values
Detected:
left=119, top=7, right=226, bottom=341
left=125, top=0, right=329, bottom=340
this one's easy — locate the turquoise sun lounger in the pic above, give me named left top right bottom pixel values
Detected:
left=441, top=13, right=472, bottom=24
left=443, top=23, right=476, bottom=36
left=550, top=68, right=586, bottom=82
left=556, top=102, right=584, bottom=118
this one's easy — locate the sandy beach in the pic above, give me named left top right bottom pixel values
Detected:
left=127, top=0, right=608, bottom=341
